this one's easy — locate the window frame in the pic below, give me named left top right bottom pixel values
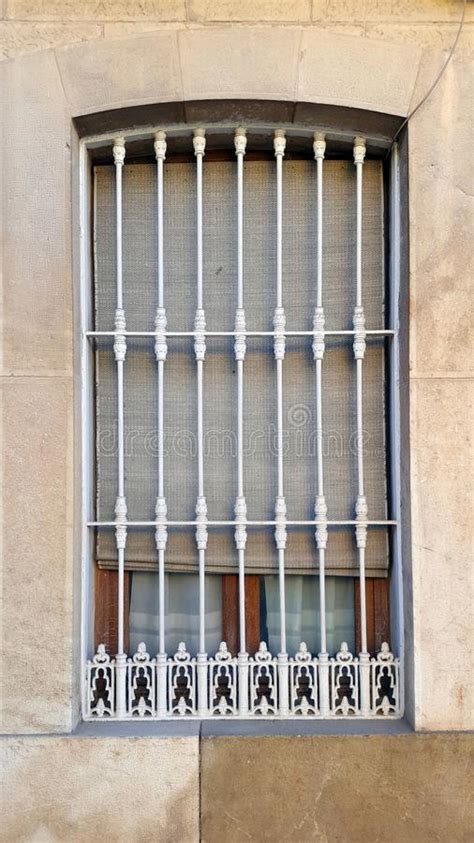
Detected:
left=79, top=118, right=405, bottom=720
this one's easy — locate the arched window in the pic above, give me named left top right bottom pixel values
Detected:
left=82, top=119, right=402, bottom=720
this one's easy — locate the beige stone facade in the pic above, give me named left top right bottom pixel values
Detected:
left=1, top=1, right=473, bottom=839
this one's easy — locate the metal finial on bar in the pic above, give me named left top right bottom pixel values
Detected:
left=234, top=126, right=247, bottom=157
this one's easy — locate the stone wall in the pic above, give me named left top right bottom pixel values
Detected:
left=1, top=730, right=473, bottom=842
left=1, top=1, right=473, bottom=62
left=201, top=733, right=473, bottom=842
left=1, top=733, right=200, bottom=842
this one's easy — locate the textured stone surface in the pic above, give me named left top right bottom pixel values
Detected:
left=299, top=29, right=421, bottom=115
left=0, top=22, right=102, bottom=59
left=407, top=28, right=473, bottom=376
left=201, top=734, right=474, bottom=842
left=318, top=0, right=474, bottom=23
left=103, top=21, right=184, bottom=37
left=1, top=378, right=74, bottom=733
left=2, top=733, right=472, bottom=841
left=402, top=21, right=473, bottom=732
left=1, top=50, right=72, bottom=375
left=5, top=0, right=186, bottom=21
left=410, top=379, right=473, bottom=730
left=179, top=27, right=301, bottom=102
left=188, top=0, right=311, bottom=22
left=1, top=736, right=200, bottom=842
left=5, top=0, right=473, bottom=25
left=367, top=21, right=474, bottom=51
left=0, top=3, right=472, bottom=741
left=56, top=31, right=182, bottom=115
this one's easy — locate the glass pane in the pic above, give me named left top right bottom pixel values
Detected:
left=130, top=571, right=354, bottom=658
left=129, top=572, right=222, bottom=657
left=262, top=575, right=354, bottom=655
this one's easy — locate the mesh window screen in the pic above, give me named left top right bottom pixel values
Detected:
left=94, top=158, right=389, bottom=576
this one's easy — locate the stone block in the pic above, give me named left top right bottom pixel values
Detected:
left=0, top=22, right=101, bottom=60
left=1, top=50, right=72, bottom=375
left=318, top=0, right=473, bottom=23
left=1, top=735, right=200, bottom=842
left=201, top=734, right=474, bottom=842
left=410, top=379, right=473, bottom=730
left=103, top=22, right=184, bottom=38
left=367, top=21, right=474, bottom=51
left=1, top=378, right=74, bottom=733
left=56, top=31, right=182, bottom=116
left=188, top=0, right=311, bottom=23
left=179, top=27, right=301, bottom=102
left=5, top=0, right=186, bottom=21
left=298, top=30, right=421, bottom=115
left=406, top=29, right=473, bottom=376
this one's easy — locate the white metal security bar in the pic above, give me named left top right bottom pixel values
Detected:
left=312, top=131, right=330, bottom=716
left=234, top=127, right=249, bottom=716
left=273, top=129, right=289, bottom=716
left=112, top=137, right=127, bottom=719
left=193, top=128, right=209, bottom=717
left=84, top=126, right=402, bottom=720
left=353, top=136, right=370, bottom=716
left=154, top=130, right=168, bottom=717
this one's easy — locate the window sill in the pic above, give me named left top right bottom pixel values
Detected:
left=69, top=717, right=412, bottom=739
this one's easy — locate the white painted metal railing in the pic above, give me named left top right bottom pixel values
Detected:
left=193, top=128, right=209, bottom=717
left=234, top=127, right=250, bottom=716
left=273, top=129, right=289, bottom=716
left=112, top=136, right=128, bottom=719
left=312, top=131, right=330, bottom=717
left=154, top=130, right=168, bottom=717
left=353, top=136, right=371, bottom=716
left=84, top=127, right=402, bottom=720
left=85, top=640, right=401, bottom=719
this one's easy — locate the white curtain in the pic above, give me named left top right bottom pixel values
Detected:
left=130, top=572, right=354, bottom=657
left=263, top=575, right=354, bottom=655
left=130, top=572, right=223, bottom=657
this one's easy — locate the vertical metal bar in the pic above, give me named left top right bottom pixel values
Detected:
left=273, top=130, right=289, bottom=715
left=234, top=128, right=249, bottom=715
left=353, top=136, right=370, bottom=715
left=389, top=143, right=404, bottom=714
left=112, top=137, right=127, bottom=717
left=80, top=142, right=95, bottom=718
left=154, top=131, right=168, bottom=716
left=312, top=132, right=330, bottom=716
left=193, top=128, right=208, bottom=716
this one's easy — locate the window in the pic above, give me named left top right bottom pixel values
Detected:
left=83, top=124, right=402, bottom=719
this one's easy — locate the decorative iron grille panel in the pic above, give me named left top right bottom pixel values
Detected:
left=84, top=127, right=402, bottom=720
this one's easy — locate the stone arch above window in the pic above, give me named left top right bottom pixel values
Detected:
left=55, top=27, right=421, bottom=120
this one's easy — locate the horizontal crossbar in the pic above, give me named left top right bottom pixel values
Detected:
left=87, top=519, right=397, bottom=527
left=87, top=329, right=394, bottom=338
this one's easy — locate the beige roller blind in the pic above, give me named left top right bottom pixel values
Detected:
left=94, top=157, right=389, bottom=576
